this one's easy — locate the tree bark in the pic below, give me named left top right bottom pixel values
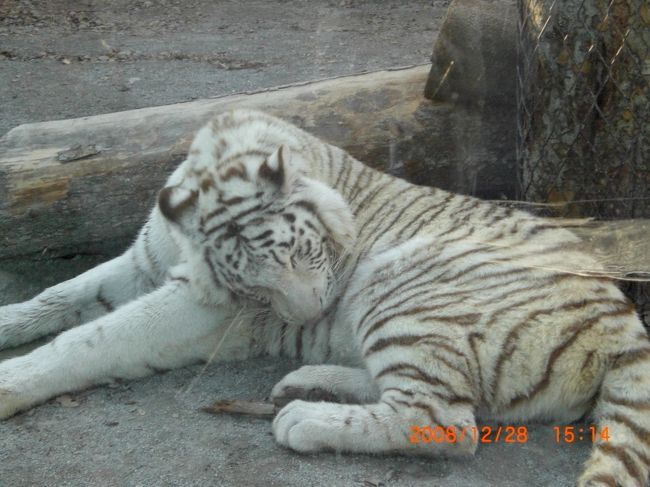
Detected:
left=518, top=0, right=650, bottom=218
left=518, top=0, right=650, bottom=324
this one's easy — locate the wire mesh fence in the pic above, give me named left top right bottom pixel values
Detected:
left=517, top=0, right=649, bottom=216
left=516, top=0, right=650, bottom=325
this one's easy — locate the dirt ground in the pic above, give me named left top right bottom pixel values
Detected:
left=1, top=1, right=592, bottom=486
left=0, top=0, right=445, bottom=137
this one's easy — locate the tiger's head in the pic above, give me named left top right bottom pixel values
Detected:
left=158, top=111, right=356, bottom=323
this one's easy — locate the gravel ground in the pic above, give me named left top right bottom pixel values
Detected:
left=1, top=1, right=592, bottom=486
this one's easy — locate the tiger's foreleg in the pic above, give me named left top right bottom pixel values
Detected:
left=0, top=279, right=248, bottom=419
left=272, top=344, right=479, bottom=456
left=272, top=387, right=477, bottom=456
left=0, top=211, right=179, bottom=350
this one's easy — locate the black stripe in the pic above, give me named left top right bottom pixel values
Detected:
left=96, top=289, right=114, bottom=312
left=401, top=193, right=455, bottom=240
left=219, top=195, right=246, bottom=206
left=279, top=322, right=288, bottom=354
left=204, top=202, right=267, bottom=236
left=352, top=179, right=394, bottom=219
left=170, top=275, right=190, bottom=284
left=203, top=206, right=227, bottom=223
left=347, top=164, right=371, bottom=204
left=269, top=249, right=285, bottom=266
left=467, top=332, right=485, bottom=400
left=218, top=149, right=269, bottom=166
left=131, top=245, right=155, bottom=288
left=490, top=298, right=619, bottom=401
left=377, top=363, right=458, bottom=396
left=436, top=241, right=579, bottom=286
left=596, top=443, right=645, bottom=484
left=364, top=190, right=429, bottom=250
left=204, top=247, right=224, bottom=288
left=353, top=246, right=495, bottom=333
left=324, top=144, right=336, bottom=185
left=295, top=325, right=304, bottom=360
left=503, top=305, right=634, bottom=408
left=337, top=156, right=353, bottom=191
left=251, top=230, right=274, bottom=241
left=332, top=154, right=347, bottom=188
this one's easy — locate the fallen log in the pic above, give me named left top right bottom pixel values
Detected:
left=1, top=65, right=444, bottom=259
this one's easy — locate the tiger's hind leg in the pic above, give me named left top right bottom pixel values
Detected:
left=0, top=211, right=178, bottom=350
left=270, top=365, right=380, bottom=407
left=578, top=340, right=650, bottom=487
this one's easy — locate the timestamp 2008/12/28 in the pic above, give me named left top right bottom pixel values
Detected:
left=409, top=425, right=529, bottom=444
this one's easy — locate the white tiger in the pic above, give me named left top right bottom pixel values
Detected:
left=1, top=110, right=648, bottom=487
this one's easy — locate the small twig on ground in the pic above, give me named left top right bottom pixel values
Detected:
left=200, top=399, right=277, bottom=418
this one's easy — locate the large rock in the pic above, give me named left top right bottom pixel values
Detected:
left=423, top=0, right=519, bottom=201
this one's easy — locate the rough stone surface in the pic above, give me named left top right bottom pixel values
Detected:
left=423, top=0, right=519, bottom=200
left=424, top=0, right=518, bottom=106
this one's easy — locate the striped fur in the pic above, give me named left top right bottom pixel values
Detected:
left=0, top=110, right=648, bottom=486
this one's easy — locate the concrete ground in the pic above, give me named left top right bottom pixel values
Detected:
left=1, top=1, right=592, bottom=486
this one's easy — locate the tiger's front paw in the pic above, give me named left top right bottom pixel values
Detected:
left=272, top=400, right=355, bottom=453
left=0, top=386, right=31, bottom=419
left=0, top=356, right=48, bottom=419
left=272, top=400, right=331, bottom=452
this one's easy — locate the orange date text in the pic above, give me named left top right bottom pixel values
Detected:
left=409, top=425, right=529, bottom=444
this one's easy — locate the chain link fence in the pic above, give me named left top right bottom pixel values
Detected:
left=516, top=0, right=650, bottom=325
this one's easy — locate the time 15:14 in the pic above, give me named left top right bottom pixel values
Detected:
left=553, top=426, right=611, bottom=443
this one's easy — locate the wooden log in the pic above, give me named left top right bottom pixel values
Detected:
left=0, top=65, right=441, bottom=259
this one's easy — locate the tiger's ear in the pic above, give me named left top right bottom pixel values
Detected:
left=296, top=178, right=356, bottom=253
left=158, top=186, right=199, bottom=228
left=257, top=145, right=296, bottom=193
